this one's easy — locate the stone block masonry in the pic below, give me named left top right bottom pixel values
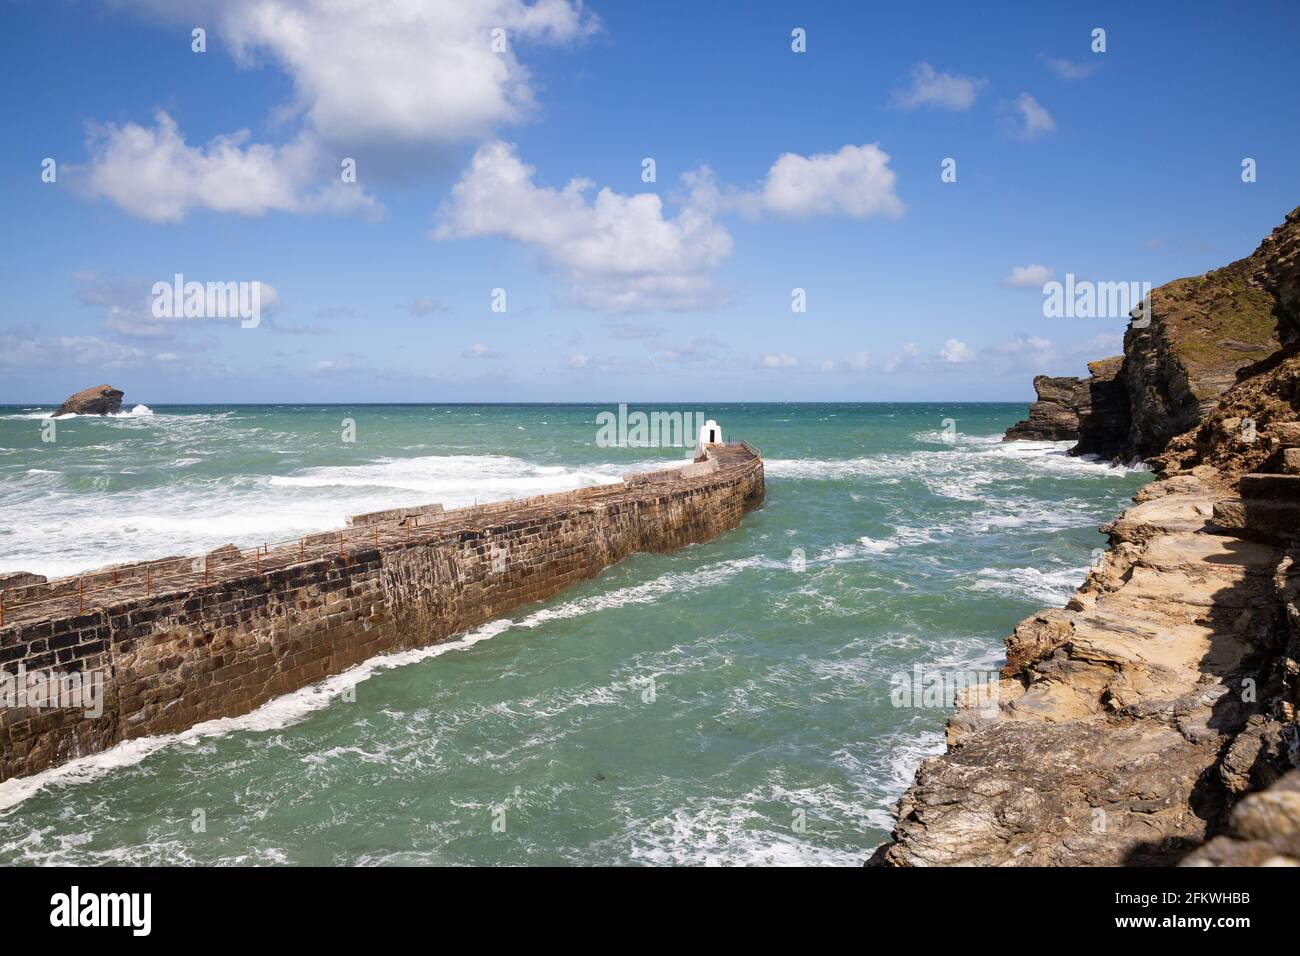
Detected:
left=0, top=444, right=764, bottom=783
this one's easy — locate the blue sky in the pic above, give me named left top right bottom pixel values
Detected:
left=1, top=0, right=1298, bottom=404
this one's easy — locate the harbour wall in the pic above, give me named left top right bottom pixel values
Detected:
left=0, top=444, right=764, bottom=783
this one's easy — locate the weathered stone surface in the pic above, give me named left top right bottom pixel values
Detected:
left=1183, top=771, right=1300, bottom=866
left=347, top=502, right=444, bottom=527
left=1003, top=375, right=1090, bottom=442
left=53, top=384, right=124, bottom=417
left=0, top=444, right=765, bottom=784
left=877, top=476, right=1294, bottom=866
left=1071, top=357, right=1129, bottom=458
left=878, top=207, right=1300, bottom=868
left=1114, top=272, right=1278, bottom=462
left=1156, top=348, right=1300, bottom=483
left=0, top=572, right=46, bottom=590
left=1074, top=210, right=1297, bottom=463
left=1256, top=206, right=1300, bottom=347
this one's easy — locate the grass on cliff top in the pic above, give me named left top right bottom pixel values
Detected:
left=1160, top=271, right=1279, bottom=371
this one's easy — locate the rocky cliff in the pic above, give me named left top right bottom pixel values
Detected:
left=1071, top=212, right=1293, bottom=463
left=1071, top=356, right=1130, bottom=458
left=876, top=207, right=1300, bottom=867
left=1002, top=375, right=1092, bottom=441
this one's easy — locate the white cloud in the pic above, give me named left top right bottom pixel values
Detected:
left=761, top=353, right=799, bottom=368
left=656, top=335, right=724, bottom=366
left=845, top=350, right=869, bottom=371
left=82, top=0, right=596, bottom=221
left=978, top=335, right=1062, bottom=373
left=77, top=271, right=281, bottom=337
left=1070, top=332, right=1124, bottom=355
left=753, top=144, right=904, bottom=219
left=881, top=342, right=919, bottom=374
left=463, top=342, right=502, bottom=359
left=567, top=353, right=589, bottom=368
left=434, top=140, right=733, bottom=312
left=890, top=62, right=986, bottom=111
left=1039, top=54, right=1095, bottom=80
left=989, top=335, right=1054, bottom=355
left=938, top=338, right=975, bottom=363
left=1008, top=93, right=1056, bottom=140
left=434, top=139, right=906, bottom=312
left=123, top=0, right=596, bottom=145
left=82, top=112, right=378, bottom=223
left=1003, top=263, right=1055, bottom=288
left=403, top=297, right=450, bottom=316
left=0, top=332, right=151, bottom=371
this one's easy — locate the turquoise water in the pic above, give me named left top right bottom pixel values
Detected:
left=0, top=403, right=1149, bottom=865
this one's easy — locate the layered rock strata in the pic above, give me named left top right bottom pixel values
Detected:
left=1002, top=375, right=1092, bottom=442
left=877, top=472, right=1295, bottom=865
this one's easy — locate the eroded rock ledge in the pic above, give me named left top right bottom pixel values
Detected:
left=876, top=207, right=1300, bottom=867
left=1002, top=375, right=1092, bottom=442
left=875, top=470, right=1297, bottom=866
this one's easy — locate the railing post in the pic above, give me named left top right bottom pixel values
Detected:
left=79, top=578, right=85, bottom=615
left=146, top=566, right=152, bottom=597
left=300, top=538, right=305, bottom=562
left=204, top=556, right=209, bottom=587
left=0, top=590, right=5, bottom=628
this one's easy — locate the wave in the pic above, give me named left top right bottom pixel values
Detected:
left=765, top=438, right=1148, bottom=495
left=0, top=554, right=765, bottom=811
left=0, top=453, right=673, bottom=579
left=967, top=564, right=1091, bottom=606
left=266, top=453, right=645, bottom=505
left=910, top=430, right=1004, bottom=446
left=4, top=404, right=155, bottom=421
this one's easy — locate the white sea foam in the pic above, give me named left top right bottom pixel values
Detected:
left=0, top=453, right=667, bottom=578
left=5, top=404, right=156, bottom=421
left=858, top=536, right=899, bottom=553
left=767, top=436, right=1148, bottom=487
left=614, top=783, right=880, bottom=866
left=267, top=453, right=634, bottom=504
left=968, top=564, right=1091, bottom=606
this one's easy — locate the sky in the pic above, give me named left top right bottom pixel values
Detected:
left=1, top=0, right=1298, bottom=404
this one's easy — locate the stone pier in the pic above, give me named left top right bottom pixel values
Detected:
left=0, top=443, right=764, bottom=784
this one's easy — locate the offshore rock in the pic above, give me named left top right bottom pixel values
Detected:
left=53, top=384, right=124, bottom=417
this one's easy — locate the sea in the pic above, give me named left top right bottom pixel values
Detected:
left=0, top=402, right=1149, bottom=865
